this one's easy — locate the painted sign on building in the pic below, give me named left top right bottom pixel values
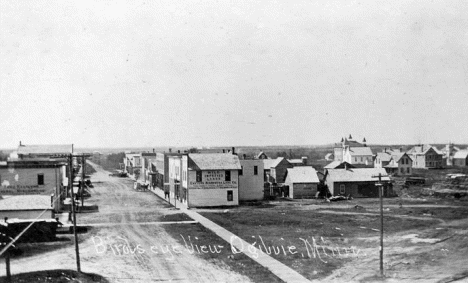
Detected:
left=189, top=170, right=238, bottom=189
left=0, top=185, right=49, bottom=195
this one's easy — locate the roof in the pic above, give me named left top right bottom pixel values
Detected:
left=376, top=152, right=392, bottom=162
left=324, top=161, right=355, bottom=169
left=188, top=154, right=241, bottom=170
left=348, top=147, right=373, bottom=156
left=0, top=195, right=52, bottom=211
left=263, top=159, right=276, bottom=169
left=408, top=145, right=443, bottom=155
left=454, top=151, right=468, bottom=159
left=391, top=152, right=412, bottom=162
left=270, top=157, right=291, bottom=168
left=326, top=168, right=390, bottom=183
left=256, top=151, right=268, bottom=159
left=17, top=144, right=73, bottom=155
left=286, top=167, right=319, bottom=183
left=288, top=159, right=304, bottom=165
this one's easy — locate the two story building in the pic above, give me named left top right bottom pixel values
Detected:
left=407, top=145, right=444, bottom=169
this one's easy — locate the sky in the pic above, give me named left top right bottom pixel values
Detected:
left=1, top=0, right=468, bottom=149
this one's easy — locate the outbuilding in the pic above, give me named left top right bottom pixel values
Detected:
left=325, top=168, right=392, bottom=198
left=284, top=166, right=320, bottom=199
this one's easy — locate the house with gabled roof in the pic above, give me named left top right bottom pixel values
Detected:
left=407, top=145, right=444, bottom=169
left=375, top=149, right=413, bottom=175
left=324, top=168, right=393, bottom=198
left=269, top=157, right=293, bottom=184
left=284, top=167, right=320, bottom=199
left=453, top=150, right=468, bottom=167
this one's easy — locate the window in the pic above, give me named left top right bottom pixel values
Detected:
left=227, top=190, right=233, bottom=201
left=38, top=174, right=44, bottom=185
left=239, top=166, right=243, bottom=176
left=254, top=166, right=258, bottom=175
left=225, top=170, right=231, bottom=181
left=196, top=171, right=202, bottom=182
left=339, top=184, right=345, bottom=194
left=407, top=167, right=410, bottom=173
left=400, top=168, right=404, bottom=174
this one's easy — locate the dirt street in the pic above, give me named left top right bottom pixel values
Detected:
left=2, top=163, right=252, bottom=283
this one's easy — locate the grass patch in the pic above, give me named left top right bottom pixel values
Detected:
left=163, top=223, right=285, bottom=283
left=0, top=269, right=108, bottom=283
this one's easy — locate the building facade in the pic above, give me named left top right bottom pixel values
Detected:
left=284, top=166, right=320, bottom=199
left=238, top=159, right=264, bottom=201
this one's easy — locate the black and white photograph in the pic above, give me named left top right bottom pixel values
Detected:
left=1, top=1, right=468, bottom=282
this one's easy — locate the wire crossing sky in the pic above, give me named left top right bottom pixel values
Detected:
left=1, top=0, right=467, bottom=148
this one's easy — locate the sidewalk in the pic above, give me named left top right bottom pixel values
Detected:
left=150, top=189, right=312, bottom=283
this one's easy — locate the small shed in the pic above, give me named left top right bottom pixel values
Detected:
left=284, top=167, right=320, bottom=199
left=453, top=151, right=468, bottom=167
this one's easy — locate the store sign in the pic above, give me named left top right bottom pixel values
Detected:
left=0, top=185, right=49, bottom=195
left=189, top=171, right=237, bottom=189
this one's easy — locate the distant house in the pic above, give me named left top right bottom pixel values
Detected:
left=262, top=159, right=277, bottom=182
left=238, top=159, right=264, bottom=201
left=269, top=157, right=293, bottom=184
left=375, top=149, right=413, bottom=175
left=123, top=153, right=142, bottom=178
left=14, top=143, right=73, bottom=160
left=453, top=151, right=468, bottom=167
left=256, top=151, right=269, bottom=159
left=325, top=168, right=392, bottom=197
left=407, top=145, right=444, bottom=169
left=324, top=153, right=334, bottom=161
left=140, top=152, right=157, bottom=183
left=284, top=167, right=320, bottom=199
left=441, top=143, right=462, bottom=166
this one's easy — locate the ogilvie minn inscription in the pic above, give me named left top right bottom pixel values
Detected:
left=92, top=235, right=364, bottom=263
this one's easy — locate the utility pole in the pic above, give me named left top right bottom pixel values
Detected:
left=81, top=155, right=86, bottom=209
left=372, top=172, right=389, bottom=278
left=69, top=154, right=81, bottom=272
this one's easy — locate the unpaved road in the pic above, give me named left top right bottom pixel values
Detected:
left=2, top=162, right=252, bottom=283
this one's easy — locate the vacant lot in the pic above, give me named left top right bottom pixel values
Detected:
left=199, top=197, right=468, bottom=282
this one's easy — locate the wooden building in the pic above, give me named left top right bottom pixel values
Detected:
left=284, top=166, right=320, bottom=199
left=325, top=168, right=392, bottom=197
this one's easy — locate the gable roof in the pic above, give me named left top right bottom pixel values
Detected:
left=270, top=157, right=291, bottom=168
left=408, top=145, right=443, bottom=155
left=348, top=147, right=373, bottom=156
left=376, top=152, right=392, bottom=162
left=0, top=195, right=52, bottom=211
left=324, top=161, right=355, bottom=169
left=256, top=151, right=268, bottom=159
left=263, top=159, right=276, bottom=169
left=188, top=154, right=241, bottom=170
left=286, top=167, right=319, bottom=183
left=454, top=150, right=468, bottom=159
left=326, top=168, right=390, bottom=183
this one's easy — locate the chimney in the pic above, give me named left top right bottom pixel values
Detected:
left=243, top=154, right=247, bottom=160
left=222, top=149, right=225, bottom=153
left=19, top=141, right=22, bottom=146
left=399, top=147, right=403, bottom=152
left=301, top=156, right=308, bottom=165
left=231, top=147, right=236, bottom=155
left=153, top=148, right=155, bottom=153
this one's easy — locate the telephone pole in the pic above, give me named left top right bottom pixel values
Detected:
left=69, top=154, right=81, bottom=272
left=372, top=172, right=389, bottom=278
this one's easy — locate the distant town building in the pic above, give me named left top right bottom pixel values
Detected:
left=453, top=150, right=468, bottom=167
left=333, top=135, right=373, bottom=165
left=324, top=168, right=392, bottom=197
left=375, top=148, right=413, bottom=175
left=169, top=153, right=241, bottom=207
left=407, top=145, right=444, bottom=169
left=284, top=166, right=320, bottom=199
left=238, top=159, right=264, bottom=201
left=269, top=157, right=293, bottom=184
